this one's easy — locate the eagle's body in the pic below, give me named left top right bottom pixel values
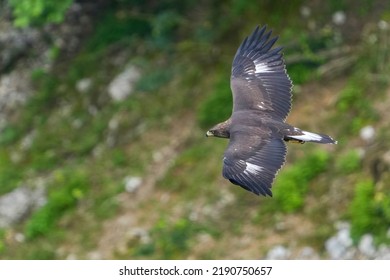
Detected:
left=206, top=25, right=337, bottom=196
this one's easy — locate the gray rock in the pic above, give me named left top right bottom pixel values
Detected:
left=325, top=224, right=353, bottom=259
left=300, top=6, right=311, bottom=18
left=76, top=78, right=92, bottom=93
left=338, top=227, right=354, bottom=247
left=297, top=246, right=320, bottom=259
left=325, top=236, right=344, bottom=259
left=375, top=244, right=390, bottom=260
left=108, top=65, right=141, bottom=101
left=332, top=11, right=346, bottom=25
left=358, top=234, right=376, bottom=258
left=266, top=245, right=291, bottom=260
left=127, top=228, right=150, bottom=244
left=359, top=125, right=375, bottom=143
left=378, top=20, right=389, bottom=31
left=14, top=232, right=25, bottom=243
left=124, top=176, right=142, bottom=193
left=0, top=186, right=46, bottom=228
left=20, top=130, right=36, bottom=151
left=0, top=71, right=31, bottom=129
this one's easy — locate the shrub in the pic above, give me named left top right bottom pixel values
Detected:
left=132, top=218, right=203, bottom=259
left=336, top=150, right=361, bottom=174
left=24, top=169, right=89, bottom=239
left=9, top=0, right=73, bottom=27
left=197, top=73, right=232, bottom=129
left=273, top=149, right=330, bottom=212
left=349, top=180, right=375, bottom=241
left=350, top=179, right=390, bottom=243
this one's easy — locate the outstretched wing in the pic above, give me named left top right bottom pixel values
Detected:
left=230, top=25, right=292, bottom=121
left=222, top=130, right=287, bottom=196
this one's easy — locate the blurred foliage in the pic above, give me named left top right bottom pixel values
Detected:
left=2, top=0, right=390, bottom=260
left=198, top=71, right=232, bottom=129
left=335, top=150, right=361, bottom=174
left=272, top=149, right=330, bottom=212
left=159, top=137, right=224, bottom=199
left=336, top=76, right=378, bottom=134
left=349, top=180, right=374, bottom=241
left=131, top=217, right=205, bottom=259
left=0, top=125, right=19, bottom=146
left=85, top=11, right=151, bottom=52
left=8, top=0, right=73, bottom=27
left=0, top=150, right=22, bottom=195
left=24, top=169, right=89, bottom=240
left=0, top=229, right=5, bottom=254
left=349, top=180, right=390, bottom=244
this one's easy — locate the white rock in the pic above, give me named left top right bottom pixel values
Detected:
left=20, top=130, right=36, bottom=151
left=332, top=11, right=346, bottom=25
left=108, top=116, right=120, bottom=131
left=358, top=234, right=376, bottom=258
left=76, top=78, right=92, bottom=93
left=127, top=228, right=150, bottom=244
left=297, top=246, right=319, bottom=259
left=300, top=6, right=311, bottom=18
left=338, top=228, right=353, bottom=248
left=325, top=226, right=353, bottom=259
left=72, top=119, right=83, bottom=129
left=108, top=65, right=140, bottom=101
left=266, top=245, right=291, bottom=260
left=375, top=244, right=390, bottom=260
left=0, top=186, right=46, bottom=228
left=87, top=251, right=102, bottom=260
left=378, top=20, right=389, bottom=30
left=124, top=176, right=142, bottom=193
left=14, top=232, right=25, bottom=243
left=325, top=236, right=344, bottom=259
left=359, top=125, right=375, bottom=142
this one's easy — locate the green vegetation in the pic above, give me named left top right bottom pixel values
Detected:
left=335, top=150, right=361, bottom=174
left=8, top=0, right=73, bottom=27
left=2, top=0, right=390, bottom=260
left=0, top=150, right=23, bottom=195
left=272, top=149, right=330, bottom=213
left=24, top=168, right=89, bottom=239
left=130, top=217, right=207, bottom=259
left=198, top=72, right=232, bottom=129
left=349, top=180, right=390, bottom=244
left=336, top=76, right=378, bottom=134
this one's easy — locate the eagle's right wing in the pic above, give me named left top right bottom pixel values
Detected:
left=230, top=25, right=292, bottom=121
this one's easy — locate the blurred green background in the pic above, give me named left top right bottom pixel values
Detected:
left=0, top=0, right=390, bottom=259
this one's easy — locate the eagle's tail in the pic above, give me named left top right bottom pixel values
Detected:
left=285, top=129, right=337, bottom=144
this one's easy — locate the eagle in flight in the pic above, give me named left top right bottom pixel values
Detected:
left=206, top=25, right=337, bottom=196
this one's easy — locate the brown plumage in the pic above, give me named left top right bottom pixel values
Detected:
left=206, top=25, right=337, bottom=196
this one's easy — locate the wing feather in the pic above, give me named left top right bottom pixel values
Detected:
left=230, top=25, right=292, bottom=121
left=222, top=136, right=287, bottom=196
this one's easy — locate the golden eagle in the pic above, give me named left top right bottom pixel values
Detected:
left=206, top=26, right=337, bottom=196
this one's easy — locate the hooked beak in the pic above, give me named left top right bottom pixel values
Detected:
left=206, top=131, right=214, bottom=137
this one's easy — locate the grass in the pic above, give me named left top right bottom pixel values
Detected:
left=159, top=134, right=225, bottom=199
left=130, top=217, right=205, bottom=259
left=272, top=149, right=331, bottom=213
left=2, top=0, right=390, bottom=260
left=24, top=168, right=90, bottom=240
left=197, top=70, right=232, bottom=130
left=335, top=150, right=361, bottom=174
left=349, top=179, right=390, bottom=245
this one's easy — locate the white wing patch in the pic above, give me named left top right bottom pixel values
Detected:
left=244, top=162, right=264, bottom=175
left=254, top=61, right=273, bottom=74
left=289, top=130, right=323, bottom=142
